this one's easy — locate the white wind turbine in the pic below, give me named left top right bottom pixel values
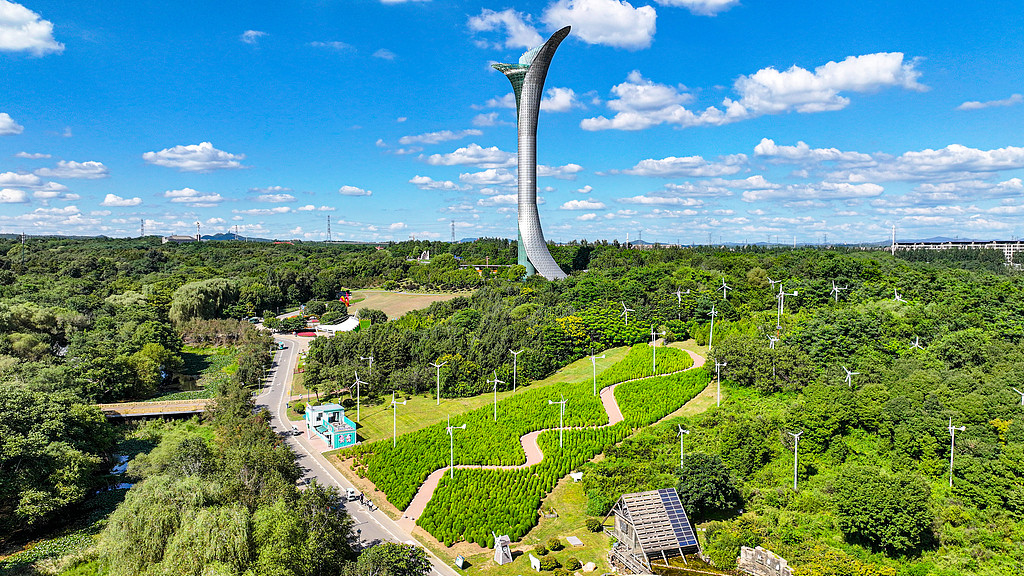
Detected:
left=360, top=355, right=375, bottom=377
left=430, top=360, right=447, bottom=405
left=1012, top=387, right=1024, bottom=406
left=590, top=352, right=606, bottom=396
left=672, top=288, right=690, bottom=319
left=788, top=430, right=803, bottom=491
left=768, top=334, right=778, bottom=350
left=776, top=285, right=798, bottom=329
left=893, top=289, right=907, bottom=303
left=620, top=302, right=635, bottom=326
left=353, top=372, right=367, bottom=422
left=548, top=394, right=568, bottom=448
left=390, top=391, right=407, bottom=448
left=720, top=278, right=733, bottom=300
left=708, top=305, right=718, bottom=348
left=445, top=415, right=467, bottom=475
left=829, top=280, right=848, bottom=304
left=948, top=417, right=966, bottom=487
left=842, top=366, right=860, bottom=388
left=715, top=359, right=727, bottom=407
left=910, top=336, right=923, bottom=350
left=767, top=277, right=781, bottom=291
left=509, top=349, right=524, bottom=393
left=650, top=325, right=666, bottom=374
left=677, top=425, right=690, bottom=468
left=487, top=371, right=505, bottom=422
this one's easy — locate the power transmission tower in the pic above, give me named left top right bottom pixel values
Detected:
left=327, top=215, right=332, bottom=242
left=195, top=221, right=201, bottom=241
left=451, top=220, right=455, bottom=243
left=140, top=219, right=145, bottom=237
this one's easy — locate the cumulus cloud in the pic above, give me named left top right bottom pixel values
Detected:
left=957, top=93, right=1022, bottom=111
left=584, top=53, right=924, bottom=131
left=654, top=0, right=738, bottom=16
left=399, top=129, right=483, bottom=145
left=0, top=112, right=24, bottom=135
left=472, top=112, right=512, bottom=127
left=250, top=185, right=292, bottom=196
left=610, top=153, right=746, bottom=177
left=459, top=168, right=516, bottom=186
left=829, top=144, right=1024, bottom=183
left=15, top=151, right=49, bottom=158
left=425, top=143, right=516, bottom=169
left=541, top=0, right=657, bottom=50
left=339, top=185, right=372, bottom=196
left=575, top=185, right=593, bottom=194
left=754, top=138, right=874, bottom=165
left=143, top=142, right=247, bottom=172
left=0, top=1, right=63, bottom=55
left=409, top=175, right=471, bottom=190
left=0, top=188, right=29, bottom=203
left=705, top=175, right=781, bottom=189
left=389, top=222, right=407, bottom=230
left=478, top=194, right=519, bottom=207
left=373, top=48, right=396, bottom=60
left=100, top=194, right=142, bottom=207
left=560, top=199, right=607, bottom=210
left=256, top=193, right=296, bottom=203
left=232, top=206, right=291, bottom=216
left=741, top=182, right=884, bottom=202
left=163, top=187, right=225, bottom=207
left=467, top=8, right=543, bottom=49
left=576, top=213, right=598, bottom=221
left=618, top=195, right=704, bottom=206
left=485, top=93, right=517, bottom=109
left=542, top=87, right=583, bottom=112
left=240, top=30, right=266, bottom=45
left=35, top=160, right=109, bottom=179
left=538, top=163, right=584, bottom=179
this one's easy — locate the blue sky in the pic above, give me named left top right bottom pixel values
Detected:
left=1, top=0, right=1022, bottom=244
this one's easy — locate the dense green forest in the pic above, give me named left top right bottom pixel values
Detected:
left=1, top=236, right=1022, bottom=575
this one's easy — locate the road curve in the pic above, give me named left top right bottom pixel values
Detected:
left=397, top=349, right=706, bottom=532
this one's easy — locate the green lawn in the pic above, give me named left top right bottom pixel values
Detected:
left=340, top=346, right=632, bottom=444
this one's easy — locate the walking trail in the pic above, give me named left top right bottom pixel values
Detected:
left=396, top=349, right=707, bottom=532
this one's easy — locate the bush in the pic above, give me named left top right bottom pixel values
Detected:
left=319, top=311, right=346, bottom=324
left=533, top=545, right=549, bottom=557
left=547, top=538, right=564, bottom=551
left=585, top=518, right=602, bottom=532
left=342, top=398, right=356, bottom=409
left=553, top=569, right=570, bottom=576
left=564, top=557, right=582, bottom=570
left=304, top=301, right=327, bottom=316
left=539, top=556, right=561, bottom=571
left=293, top=402, right=306, bottom=414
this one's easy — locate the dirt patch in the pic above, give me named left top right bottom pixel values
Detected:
left=348, top=290, right=469, bottom=320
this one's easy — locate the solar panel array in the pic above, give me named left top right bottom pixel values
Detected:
left=657, top=488, right=699, bottom=549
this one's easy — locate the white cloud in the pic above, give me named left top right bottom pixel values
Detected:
left=399, top=129, right=483, bottom=145
left=871, top=179, right=1024, bottom=208
left=485, top=93, right=517, bottom=109
left=100, top=193, right=142, bottom=207
left=240, top=30, right=266, bottom=45
left=143, top=142, right=247, bottom=172
left=232, top=206, right=291, bottom=216
left=163, top=187, right=225, bottom=207
left=645, top=208, right=699, bottom=218
left=389, top=222, right=407, bottom=230
left=560, top=199, right=606, bottom=210
left=742, top=182, right=884, bottom=202
left=957, top=93, right=1022, bottom=111
left=575, top=185, right=593, bottom=194
left=541, top=0, right=657, bottom=50
left=705, top=175, right=781, bottom=189
left=0, top=188, right=29, bottom=203
left=256, top=193, right=296, bottom=203
left=0, top=171, right=41, bottom=187
left=460, top=168, right=516, bottom=186
left=249, top=185, right=292, bottom=195
left=318, top=205, right=336, bottom=211
left=373, top=48, right=396, bottom=60
left=472, top=112, right=512, bottom=127
left=396, top=117, right=407, bottom=123
left=584, top=54, right=924, bottom=131
left=618, top=195, right=704, bottom=206
left=339, top=185, right=372, bottom=196
left=753, top=138, right=874, bottom=164
left=538, top=163, right=584, bottom=179
left=207, top=217, right=226, bottom=224
left=35, top=160, right=109, bottom=179
left=90, top=210, right=111, bottom=216
left=15, top=151, right=49, bottom=158
left=611, top=153, right=746, bottom=177
left=311, top=41, right=354, bottom=51
left=467, top=8, right=543, bottom=49
left=478, top=194, right=518, bottom=207
left=0, top=112, right=24, bottom=135
left=297, top=205, right=316, bottom=211
left=410, top=175, right=471, bottom=190
left=654, top=0, right=738, bottom=16
left=425, top=143, right=516, bottom=169
left=574, top=213, right=598, bottom=221
left=542, top=87, right=582, bottom=112
left=0, top=1, right=63, bottom=55
left=830, top=144, right=1024, bottom=183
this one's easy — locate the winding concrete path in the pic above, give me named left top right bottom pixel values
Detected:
left=397, top=348, right=706, bottom=532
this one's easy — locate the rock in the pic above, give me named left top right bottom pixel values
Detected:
left=583, top=562, right=597, bottom=572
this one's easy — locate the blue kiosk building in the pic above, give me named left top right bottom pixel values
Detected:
left=304, top=403, right=358, bottom=449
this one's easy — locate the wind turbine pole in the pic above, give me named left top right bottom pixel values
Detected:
left=591, top=352, right=606, bottom=396
left=789, top=430, right=803, bottom=490
left=510, top=349, right=523, bottom=393
left=431, top=361, right=447, bottom=405
left=677, top=426, right=690, bottom=468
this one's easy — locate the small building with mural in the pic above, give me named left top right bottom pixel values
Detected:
left=304, top=403, right=358, bottom=449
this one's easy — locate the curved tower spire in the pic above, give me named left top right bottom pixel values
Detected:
left=492, top=26, right=570, bottom=280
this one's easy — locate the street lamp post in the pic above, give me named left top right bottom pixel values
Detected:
left=650, top=325, right=666, bottom=374
left=788, top=430, right=803, bottom=491
left=390, top=391, right=406, bottom=448
left=590, top=352, right=606, bottom=396
left=715, top=360, right=727, bottom=408
left=430, top=361, right=447, bottom=405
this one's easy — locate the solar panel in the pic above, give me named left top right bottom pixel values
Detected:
left=658, top=489, right=698, bottom=549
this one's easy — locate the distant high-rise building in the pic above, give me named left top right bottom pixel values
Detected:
left=492, top=27, right=571, bottom=280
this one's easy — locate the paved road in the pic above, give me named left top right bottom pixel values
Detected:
left=256, top=334, right=459, bottom=576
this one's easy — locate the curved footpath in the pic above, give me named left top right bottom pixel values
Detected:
left=397, top=349, right=707, bottom=532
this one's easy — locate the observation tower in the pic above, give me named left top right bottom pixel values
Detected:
left=492, top=26, right=571, bottom=280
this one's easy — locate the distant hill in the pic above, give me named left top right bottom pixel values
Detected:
left=203, top=233, right=271, bottom=242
